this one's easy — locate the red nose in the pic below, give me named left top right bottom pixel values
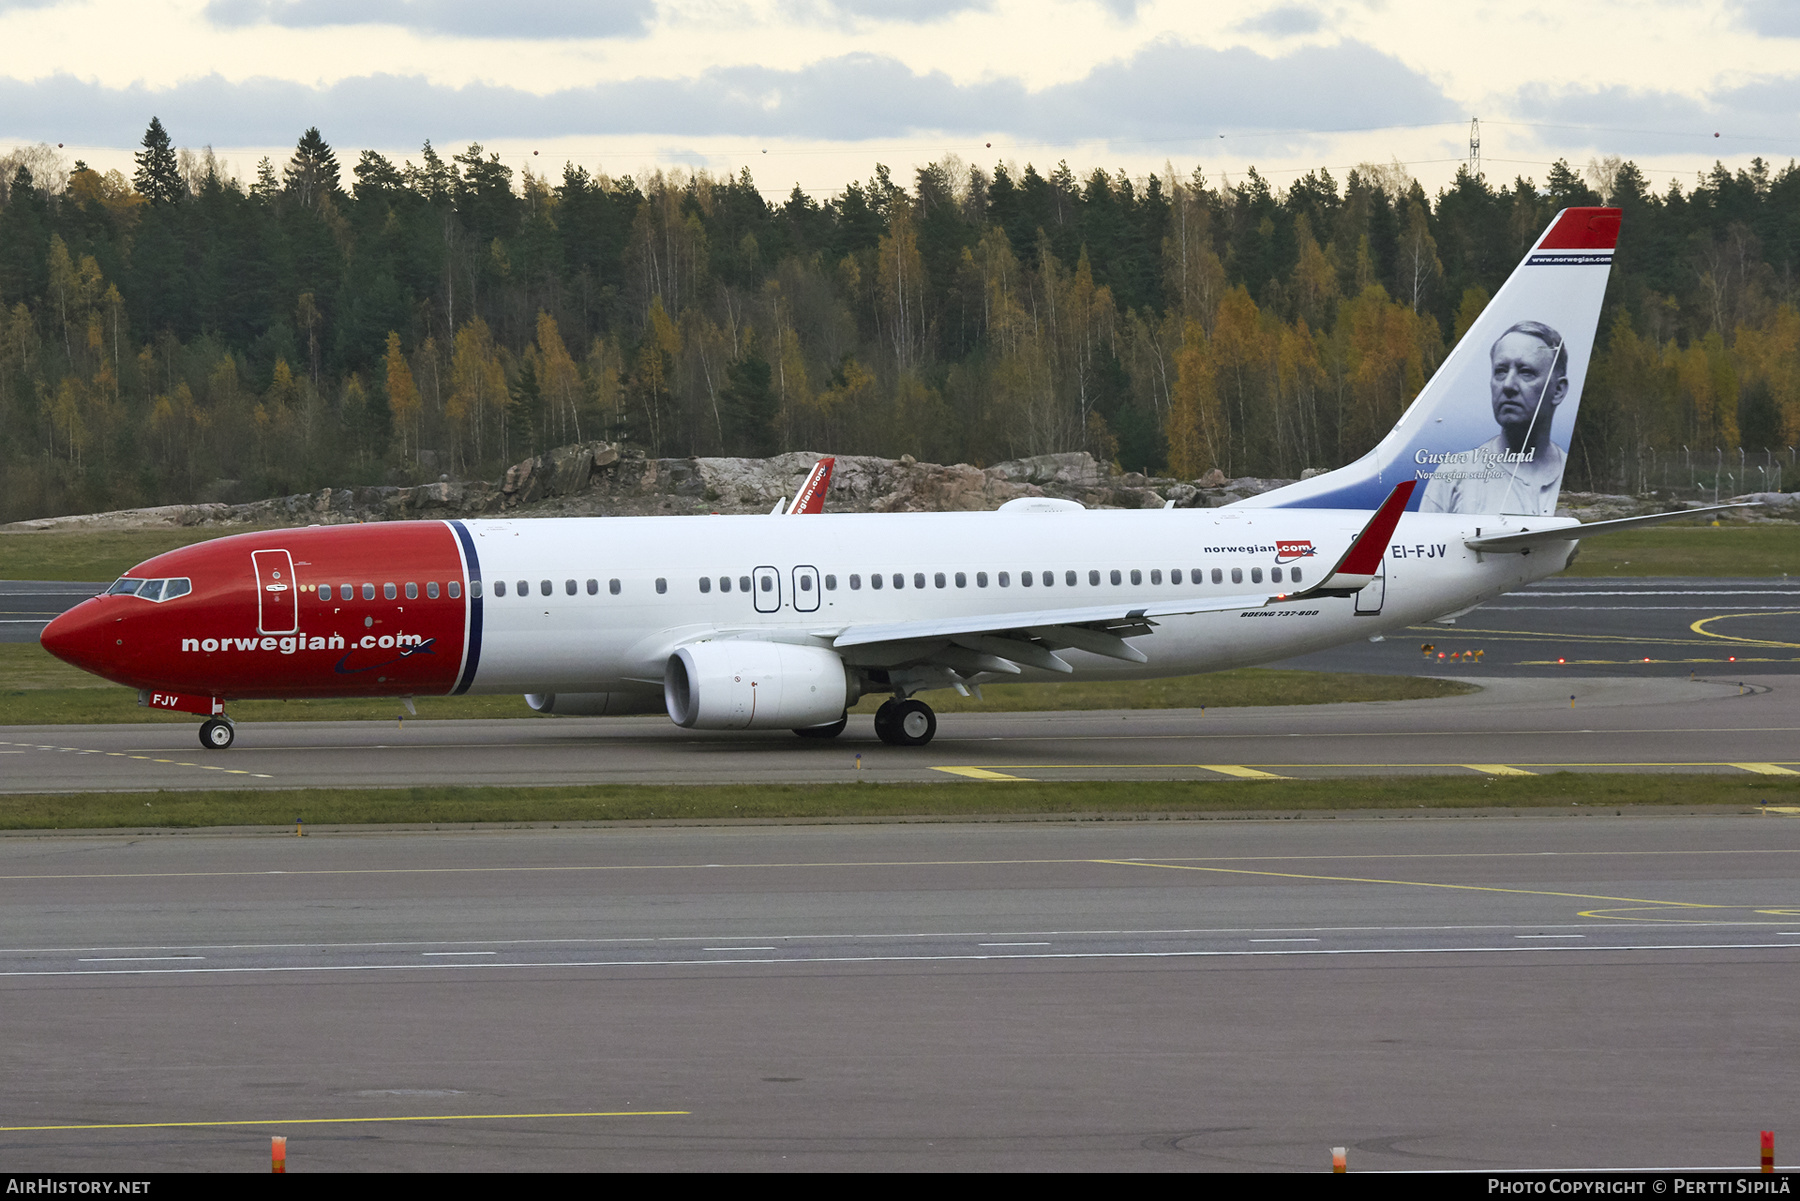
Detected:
left=40, top=599, right=117, bottom=678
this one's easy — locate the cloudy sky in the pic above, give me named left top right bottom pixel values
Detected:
left=1, top=0, right=1796, bottom=197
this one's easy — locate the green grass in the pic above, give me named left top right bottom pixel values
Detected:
left=0, top=642, right=1470, bottom=725
left=3, top=520, right=1796, bottom=586
left=0, top=528, right=258, bottom=582
left=3, top=774, right=1794, bottom=831
left=1561, top=524, right=1800, bottom=577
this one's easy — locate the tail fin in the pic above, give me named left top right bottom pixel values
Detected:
left=1236, top=207, right=1619, bottom=515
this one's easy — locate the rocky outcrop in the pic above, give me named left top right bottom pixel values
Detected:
left=6, top=443, right=1791, bottom=533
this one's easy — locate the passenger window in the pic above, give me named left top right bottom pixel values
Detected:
left=699, top=577, right=712, bottom=593
left=1271, top=567, right=1283, bottom=584
left=998, top=572, right=1010, bottom=587
left=801, top=575, right=813, bottom=592
left=871, top=574, right=883, bottom=590
left=1129, top=570, right=1141, bottom=585
left=449, top=581, right=462, bottom=599
left=363, top=583, right=376, bottom=600
left=1290, top=567, right=1303, bottom=583
left=564, top=579, right=576, bottom=596
left=1251, top=567, right=1263, bottom=583
left=384, top=583, right=398, bottom=599
left=1021, top=571, right=1033, bottom=587
left=494, top=580, right=507, bottom=597
left=1169, top=569, right=1182, bottom=585
left=540, top=580, right=552, bottom=597
left=954, top=572, right=966, bottom=588
left=1150, top=569, right=1162, bottom=585
left=1042, top=571, right=1053, bottom=587
left=609, top=579, right=621, bottom=595
left=738, top=576, right=751, bottom=593
left=1231, top=568, right=1243, bottom=584
left=319, top=584, right=332, bottom=601
left=976, top=572, right=988, bottom=587
left=406, top=582, right=418, bottom=599
left=1109, top=569, right=1121, bottom=586
left=517, top=580, right=528, bottom=596
left=1089, top=569, right=1100, bottom=586
left=825, top=575, right=837, bottom=590
left=914, top=572, right=926, bottom=589
left=720, top=576, right=731, bottom=593
left=1065, top=570, right=1076, bottom=586
left=1211, top=568, right=1223, bottom=584
left=657, top=578, right=669, bottom=594
left=849, top=574, right=861, bottom=590
left=933, top=573, right=945, bottom=589
left=893, top=573, right=905, bottom=589
left=341, top=583, right=353, bottom=599
left=426, top=582, right=439, bottom=599
left=587, top=579, right=598, bottom=595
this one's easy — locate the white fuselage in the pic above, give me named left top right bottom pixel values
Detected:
left=461, top=507, right=1569, bottom=695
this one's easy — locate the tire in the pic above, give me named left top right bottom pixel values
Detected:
left=873, top=699, right=901, bottom=745
left=794, top=715, right=848, bottom=740
left=889, top=699, right=936, bottom=747
left=199, top=718, right=235, bottom=750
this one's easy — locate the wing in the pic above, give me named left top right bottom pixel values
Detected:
left=821, top=483, right=1416, bottom=678
left=786, top=457, right=835, bottom=515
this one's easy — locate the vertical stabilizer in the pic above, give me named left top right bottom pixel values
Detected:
left=1235, top=207, right=1619, bottom=514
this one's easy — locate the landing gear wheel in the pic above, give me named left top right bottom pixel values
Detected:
left=794, top=715, right=848, bottom=740
left=199, top=717, right=235, bottom=750
left=876, top=699, right=936, bottom=747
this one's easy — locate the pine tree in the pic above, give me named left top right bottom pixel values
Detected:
left=283, top=127, right=341, bottom=210
left=133, top=117, right=183, bottom=205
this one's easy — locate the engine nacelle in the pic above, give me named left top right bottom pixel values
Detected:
left=525, top=691, right=667, bottom=716
left=664, top=641, right=852, bottom=730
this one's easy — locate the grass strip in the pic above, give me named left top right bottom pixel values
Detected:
left=6, top=774, right=1796, bottom=831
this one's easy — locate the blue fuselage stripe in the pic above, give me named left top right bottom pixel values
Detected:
left=450, top=520, right=483, bottom=695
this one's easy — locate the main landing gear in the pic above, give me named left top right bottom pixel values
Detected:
left=198, top=716, right=236, bottom=750
left=873, top=698, right=936, bottom=747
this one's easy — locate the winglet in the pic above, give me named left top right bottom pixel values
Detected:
left=786, top=457, right=835, bottom=515
left=1284, top=481, right=1415, bottom=598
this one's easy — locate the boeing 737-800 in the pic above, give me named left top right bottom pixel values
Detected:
left=37, top=206, right=1744, bottom=749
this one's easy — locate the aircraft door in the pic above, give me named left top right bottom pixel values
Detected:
left=753, top=566, right=781, bottom=613
left=1354, top=564, right=1386, bottom=616
left=252, top=549, right=299, bottom=633
left=792, top=565, right=820, bottom=613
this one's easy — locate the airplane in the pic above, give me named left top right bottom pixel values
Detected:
left=38, top=206, right=1750, bottom=751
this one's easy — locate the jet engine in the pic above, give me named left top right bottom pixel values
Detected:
left=664, top=641, right=853, bottom=730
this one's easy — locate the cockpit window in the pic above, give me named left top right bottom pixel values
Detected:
left=106, top=577, right=191, bottom=601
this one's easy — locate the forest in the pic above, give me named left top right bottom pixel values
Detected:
left=0, top=116, right=1796, bottom=522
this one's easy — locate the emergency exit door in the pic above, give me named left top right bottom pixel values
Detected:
left=252, top=549, right=299, bottom=633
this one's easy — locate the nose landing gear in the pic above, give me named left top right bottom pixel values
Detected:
left=198, top=716, right=236, bottom=750
left=873, top=698, right=937, bottom=747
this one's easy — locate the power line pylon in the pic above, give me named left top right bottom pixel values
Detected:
left=1468, top=117, right=1482, bottom=181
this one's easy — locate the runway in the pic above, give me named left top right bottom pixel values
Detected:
left=2, top=674, right=1794, bottom=792
left=2, top=816, right=1797, bottom=1171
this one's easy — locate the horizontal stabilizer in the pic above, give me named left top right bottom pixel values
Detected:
left=1464, top=503, right=1759, bottom=552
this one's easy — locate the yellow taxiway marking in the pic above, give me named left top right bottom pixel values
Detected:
left=1463, top=764, right=1537, bottom=775
left=1691, top=612, right=1800, bottom=650
left=1734, top=763, right=1800, bottom=776
left=933, top=766, right=1035, bottom=781
left=0, top=742, right=272, bottom=779
left=1093, top=858, right=1725, bottom=912
left=0, top=1110, right=688, bottom=1132
left=1198, top=765, right=1289, bottom=779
